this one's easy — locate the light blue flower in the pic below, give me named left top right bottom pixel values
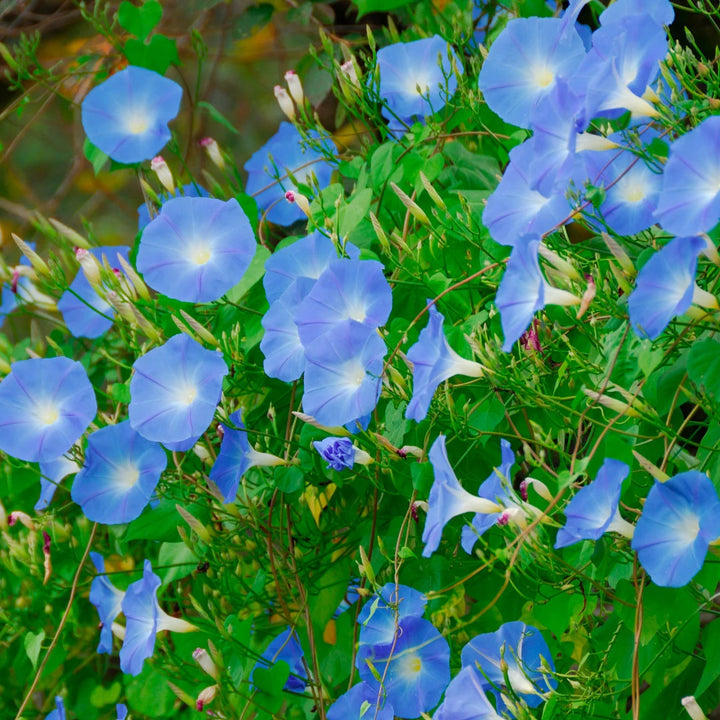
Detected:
left=71, top=421, right=167, bottom=524
left=434, top=666, right=503, bottom=720
left=137, top=183, right=210, bottom=230
left=0, top=357, right=97, bottom=463
left=116, top=705, right=128, bottom=720
left=136, top=197, right=256, bottom=303
left=129, top=334, right=228, bottom=444
left=46, top=696, right=66, bottom=720
left=328, top=682, right=393, bottom=720
left=81, top=66, right=182, bottom=164
left=89, top=552, right=125, bottom=654
left=252, top=627, right=307, bottom=693
left=632, top=471, right=720, bottom=587
left=313, top=437, right=355, bottom=470
left=36, top=454, right=79, bottom=512
left=358, top=583, right=426, bottom=648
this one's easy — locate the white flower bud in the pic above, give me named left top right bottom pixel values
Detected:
left=284, top=189, right=310, bottom=217
left=193, top=648, right=220, bottom=679
left=284, top=70, right=304, bottom=105
left=198, top=137, right=225, bottom=171
left=274, top=85, right=296, bottom=121
left=150, top=155, right=175, bottom=194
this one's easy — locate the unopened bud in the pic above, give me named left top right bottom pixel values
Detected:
left=8, top=510, right=34, bottom=529
left=419, top=171, right=446, bottom=210
left=576, top=274, right=596, bottom=319
left=682, top=697, right=709, bottom=720
left=176, top=504, right=213, bottom=543
left=340, top=59, right=359, bottom=87
left=285, top=190, right=311, bottom=217
left=196, top=685, right=217, bottom=711
left=13, top=235, right=50, bottom=277
left=390, top=183, right=430, bottom=225
left=49, top=218, right=91, bottom=249
left=116, top=253, right=151, bottom=301
left=193, top=648, right=220, bottom=679
left=274, top=85, right=296, bottom=121
left=75, top=247, right=103, bottom=289
left=284, top=70, right=304, bottom=105
left=198, top=137, right=225, bottom=171
left=42, top=530, right=52, bottom=584
left=151, top=156, right=175, bottom=194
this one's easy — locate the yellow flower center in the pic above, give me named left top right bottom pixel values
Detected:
left=532, top=66, right=554, bottom=89
left=36, top=403, right=59, bottom=426
left=116, top=463, right=140, bottom=489
left=126, top=114, right=149, bottom=135
left=190, top=246, right=212, bottom=266
left=177, top=383, right=198, bottom=406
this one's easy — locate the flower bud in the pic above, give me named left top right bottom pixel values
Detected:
left=198, top=137, right=225, bottom=171
left=285, top=189, right=311, bottom=217
left=196, top=685, right=217, bottom=711
left=8, top=510, right=34, bottom=529
left=75, top=247, right=103, bottom=289
left=284, top=70, right=304, bottom=105
left=274, top=85, right=296, bottom=121
left=340, top=59, right=359, bottom=87
left=682, top=697, right=709, bottom=720
left=193, top=648, right=220, bottom=679
left=151, top=155, right=175, bottom=194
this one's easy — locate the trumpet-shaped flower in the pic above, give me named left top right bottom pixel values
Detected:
left=358, top=616, right=450, bottom=719
left=136, top=197, right=256, bottom=303
left=0, top=357, right=97, bottom=463
left=478, top=17, right=586, bottom=129
left=406, top=303, right=485, bottom=422
left=244, top=122, right=335, bottom=226
left=71, top=421, right=167, bottom=524
left=120, top=559, right=196, bottom=676
left=555, top=458, right=632, bottom=548
left=655, top=117, right=720, bottom=236
left=376, top=35, right=462, bottom=124
left=422, top=435, right=503, bottom=558
left=208, top=410, right=285, bottom=503
left=632, top=471, right=720, bottom=587
left=302, top=321, right=385, bottom=428
left=45, top=697, right=65, bottom=720
left=328, top=682, right=394, bottom=720
left=295, top=259, right=392, bottom=347
left=358, top=583, right=427, bottom=647
left=434, top=666, right=503, bottom=720
left=81, top=66, right=182, bottom=164
left=129, top=334, right=229, bottom=444
left=627, top=235, right=706, bottom=340
left=461, top=622, right=556, bottom=712
left=36, top=454, right=79, bottom=511
left=252, top=627, right=307, bottom=693
left=137, top=183, right=210, bottom=230
left=89, top=552, right=125, bottom=654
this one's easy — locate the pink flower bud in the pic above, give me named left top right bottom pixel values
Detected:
left=198, top=137, right=225, bottom=170
left=151, top=155, right=175, bottom=194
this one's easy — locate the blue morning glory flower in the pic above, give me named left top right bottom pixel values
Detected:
left=434, top=666, right=503, bottom=720
left=0, top=357, right=97, bottom=463
left=461, top=622, right=556, bottom=712
left=627, top=235, right=706, bottom=340
left=314, top=437, right=355, bottom=470
left=327, top=682, right=393, bottom=720
left=263, top=230, right=338, bottom=305
left=555, top=458, right=632, bottom=549
left=632, top=471, right=720, bottom=587
left=295, top=258, right=392, bottom=347
left=89, top=552, right=125, bottom=654
left=136, top=197, right=256, bottom=304
left=358, top=583, right=427, bottom=647
left=302, top=321, right=386, bottom=428
left=244, top=122, right=335, bottom=226
left=252, top=627, right=307, bottom=693
left=478, top=17, right=586, bottom=129
left=81, top=66, right=182, bottom=164
left=655, top=117, right=720, bottom=236
left=422, top=435, right=502, bottom=558
left=358, top=616, right=450, bottom=719
left=137, top=183, right=210, bottom=230
left=208, top=410, right=285, bottom=503
left=376, top=35, right=462, bottom=125
left=120, top=559, right=196, bottom=676
left=461, top=439, right=517, bottom=554
left=36, top=454, right=79, bottom=512
left=129, top=334, right=229, bottom=444
left=45, top=696, right=65, bottom=720
left=57, top=246, right=131, bottom=339
left=116, top=705, right=128, bottom=720
left=71, top=421, right=167, bottom=525
left=406, top=303, right=485, bottom=422
left=599, top=0, right=674, bottom=28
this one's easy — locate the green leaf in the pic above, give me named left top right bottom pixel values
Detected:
left=253, top=662, right=289, bottom=711
left=275, top=466, right=305, bottom=494
left=109, top=382, right=132, bottom=404
left=339, top=188, right=373, bottom=237
left=384, top=400, right=409, bottom=448
left=698, top=619, right=720, bottom=695
left=233, top=3, right=274, bottom=39
left=24, top=630, right=44, bottom=669
left=688, top=338, right=720, bottom=399
left=353, top=0, right=413, bottom=17
left=226, top=245, right=270, bottom=303
left=83, top=138, right=110, bottom=175
left=124, top=34, right=179, bottom=75
left=118, top=0, right=162, bottom=41
left=126, top=666, right=176, bottom=717
left=411, top=462, right=434, bottom=497
left=124, top=498, right=181, bottom=541
left=90, top=681, right=122, bottom=708
left=157, top=541, right=196, bottom=585
left=198, top=100, right=239, bottom=134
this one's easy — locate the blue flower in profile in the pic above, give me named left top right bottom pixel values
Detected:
left=116, top=705, right=128, bottom=720
left=252, top=627, right=307, bottom=693
left=0, top=357, right=97, bottom=462
left=461, top=622, right=556, bottom=712
left=71, top=421, right=167, bottom=525
left=313, top=437, right=371, bottom=471
left=89, top=552, right=125, bottom=654
left=57, top=246, right=131, bottom=339
left=302, top=321, right=386, bottom=428
left=244, top=122, right=335, bottom=226
left=358, top=583, right=427, bottom=647
left=422, top=435, right=502, bottom=558
left=36, top=454, right=79, bottom=511
left=627, top=235, right=708, bottom=340
left=263, top=230, right=337, bottom=305
left=129, top=334, right=229, bottom=444
left=406, top=303, right=485, bottom=422
left=120, top=559, right=197, bottom=676
left=632, top=471, right=720, bottom=587
left=137, top=183, right=210, bottom=230
left=81, top=66, right=182, bottom=164
left=358, top=616, right=450, bottom=719
left=46, top=696, right=65, bottom=720
left=434, top=666, right=503, bottom=720
left=555, top=458, right=633, bottom=549
left=295, top=259, right=392, bottom=347
left=208, top=410, right=285, bottom=503
left=136, top=197, right=256, bottom=303
left=655, top=117, right=720, bottom=236
left=376, top=35, right=462, bottom=125
left=328, top=682, right=393, bottom=720
left=478, top=17, right=585, bottom=129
